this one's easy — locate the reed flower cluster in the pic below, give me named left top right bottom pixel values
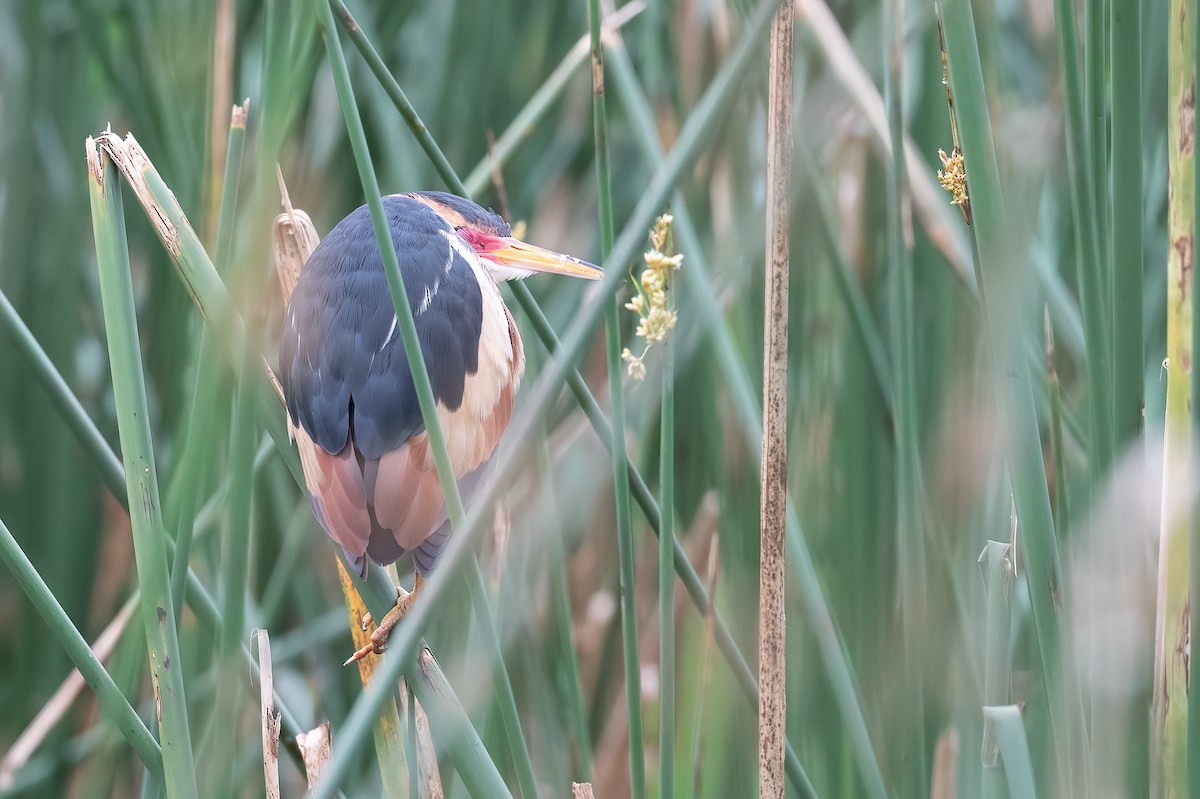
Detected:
left=936, top=147, right=968, bottom=209
left=622, top=213, right=681, bottom=380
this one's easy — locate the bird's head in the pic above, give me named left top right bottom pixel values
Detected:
left=406, top=191, right=602, bottom=283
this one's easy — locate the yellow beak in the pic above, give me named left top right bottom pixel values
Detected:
left=486, top=237, right=602, bottom=280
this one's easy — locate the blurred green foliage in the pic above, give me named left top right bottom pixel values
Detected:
left=0, top=0, right=1177, bottom=797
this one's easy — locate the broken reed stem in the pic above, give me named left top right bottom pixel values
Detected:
left=255, top=630, right=281, bottom=799
left=759, top=3, right=792, bottom=798
left=86, top=137, right=199, bottom=799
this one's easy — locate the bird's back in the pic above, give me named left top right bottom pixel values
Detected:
left=280, top=196, right=523, bottom=576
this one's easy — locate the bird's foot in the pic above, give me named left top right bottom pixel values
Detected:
left=344, top=573, right=425, bottom=666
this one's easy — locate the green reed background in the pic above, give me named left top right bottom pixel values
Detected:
left=0, top=0, right=1184, bottom=796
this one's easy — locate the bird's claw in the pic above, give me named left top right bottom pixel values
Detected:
left=343, top=575, right=423, bottom=667
left=342, top=627, right=389, bottom=666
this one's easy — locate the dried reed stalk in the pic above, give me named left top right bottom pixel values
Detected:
left=759, top=2, right=793, bottom=797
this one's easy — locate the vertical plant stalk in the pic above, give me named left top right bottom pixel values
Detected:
left=1, top=273, right=318, bottom=782
left=659, top=306, right=676, bottom=799
left=86, top=138, right=199, bottom=799
left=883, top=0, right=928, bottom=789
left=795, top=0, right=972, bottom=279
left=1046, top=314, right=1071, bottom=534
left=213, top=102, right=252, bottom=797
left=1192, top=0, right=1200, bottom=788
left=1086, top=0, right=1110, bottom=321
left=1110, top=0, right=1144, bottom=451
left=586, top=0, right=645, bottom=794
left=1152, top=0, right=1194, bottom=793
left=548, top=530, right=595, bottom=782
left=463, top=559, right=540, bottom=799
left=760, top=4, right=792, bottom=797
left=167, top=332, right=218, bottom=625
left=1051, top=0, right=1113, bottom=479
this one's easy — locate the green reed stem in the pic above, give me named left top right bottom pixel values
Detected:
left=1111, top=0, right=1143, bottom=453
left=1052, top=0, right=1112, bottom=479
left=659, top=330, right=676, bottom=799
left=0, top=286, right=126, bottom=503
left=587, top=0, right=645, bottom=795
left=166, top=332, right=218, bottom=625
left=464, top=558, right=539, bottom=798
left=213, top=103, right=252, bottom=798
left=461, top=3, right=645, bottom=197
left=87, top=140, right=198, bottom=799
left=1086, top=0, right=1110, bottom=318
left=0, top=289, right=314, bottom=771
left=883, top=0, right=927, bottom=790
left=536, top=438, right=594, bottom=781
left=1046, top=322, right=1072, bottom=535
left=0, top=515, right=164, bottom=781
left=213, top=102, right=250, bottom=650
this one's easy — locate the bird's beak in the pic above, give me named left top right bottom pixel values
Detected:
left=486, top=237, right=602, bottom=280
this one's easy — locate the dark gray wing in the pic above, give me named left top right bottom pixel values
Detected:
left=280, top=196, right=484, bottom=459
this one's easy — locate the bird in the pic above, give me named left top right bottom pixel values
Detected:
left=279, top=191, right=599, bottom=663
